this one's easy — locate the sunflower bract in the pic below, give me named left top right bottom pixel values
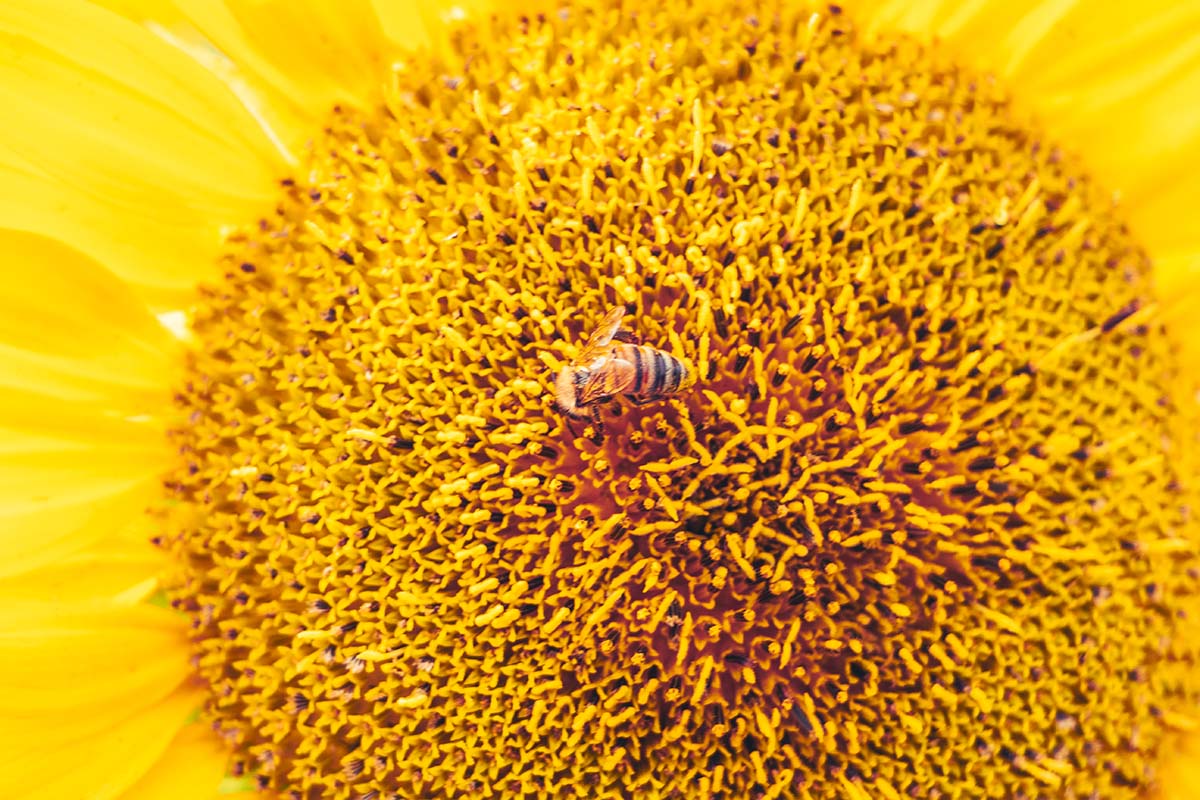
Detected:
left=165, top=1, right=1200, bottom=797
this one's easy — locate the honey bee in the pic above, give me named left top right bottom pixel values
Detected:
left=554, top=306, right=689, bottom=438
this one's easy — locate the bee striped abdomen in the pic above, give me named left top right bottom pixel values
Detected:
left=664, top=351, right=687, bottom=393
left=650, top=350, right=667, bottom=394
left=624, top=344, right=687, bottom=398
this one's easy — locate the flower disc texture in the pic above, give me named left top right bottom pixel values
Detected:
left=158, top=1, right=1200, bottom=798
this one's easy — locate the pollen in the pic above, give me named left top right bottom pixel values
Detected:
left=164, top=0, right=1200, bottom=797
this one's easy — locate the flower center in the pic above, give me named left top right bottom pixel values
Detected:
left=165, top=1, right=1200, bottom=797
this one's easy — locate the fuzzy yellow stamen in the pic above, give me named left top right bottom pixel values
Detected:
left=163, top=1, right=1200, bottom=797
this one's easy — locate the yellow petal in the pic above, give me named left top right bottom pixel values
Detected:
left=213, top=0, right=393, bottom=108
left=0, top=531, right=166, bottom=606
left=1159, top=252, right=1200, bottom=379
left=0, top=231, right=177, bottom=384
left=0, top=401, right=168, bottom=579
left=1008, top=3, right=1200, bottom=102
left=0, top=387, right=166, bottom=452
left=373, top=0, right=500, bottom=57
left=118, top=724, right=229, bottom=800
left=995, top=3, right=1200, bottom=265
left=0, top=0, right=285, bottom=305
left=109, top=0, right=395, bottom=156
left=1096, top=80, right=1200, bottom=261
left=0, top=480, right=163, bottom=581
left=0, top=684, right=203, bottom=800
left=0, top=603, right=199, bottom=798
left=0, top=603, right=190, bottom=716
left=1154, top=728, right=1200, bottom=800
left=0, top=338, right=169, bottom=420
left=0, top=446, right=166, bottom=502
left=372, top=0, right=435, bottom=49
left=936, top=0, right=1082, bottom=77
left=855, top=0, right=960, bottom=38
left=0, top=232, right=176, bottom=576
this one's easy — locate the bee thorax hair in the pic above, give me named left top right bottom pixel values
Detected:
left=554, top=366, right=587, bottom=417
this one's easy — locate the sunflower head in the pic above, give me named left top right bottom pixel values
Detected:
left=4, top=0, right=1200, bottom=798
left=151, top=1, right=1200, bottom=797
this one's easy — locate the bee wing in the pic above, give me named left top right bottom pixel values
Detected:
left=577, top=358, right=636, bottom=405
left=575, top=306, right=626, bottom=363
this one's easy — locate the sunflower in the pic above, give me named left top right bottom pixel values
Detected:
left=3, top=0, right=1200, bottom=797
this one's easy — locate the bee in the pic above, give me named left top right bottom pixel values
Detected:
left=554, top=305, right=689, bottom=439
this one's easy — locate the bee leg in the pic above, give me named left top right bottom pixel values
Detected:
left=554, top=402, right=578, bottom=435
left=589, top=405, right=606, bottom=444
left=627, top=394, right=655, bottom=407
